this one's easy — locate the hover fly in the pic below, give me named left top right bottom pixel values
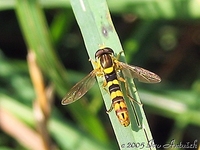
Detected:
left=62, top=47, right=161, bottom=127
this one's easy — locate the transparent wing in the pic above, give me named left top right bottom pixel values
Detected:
left=118, top=62, right=161, bottom=83
left=61, top=70, right=97, bottom=105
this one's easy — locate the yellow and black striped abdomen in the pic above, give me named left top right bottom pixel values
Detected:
left=96, top=48, right=130, bottom=126
left=105, top=71, right=130, bottom=127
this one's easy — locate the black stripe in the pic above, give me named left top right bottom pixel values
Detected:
left=112, top=96, right=124, bottom=103
left=108, top=84, right=120, bottom=93
left=105, top=71, right=117, bottom=82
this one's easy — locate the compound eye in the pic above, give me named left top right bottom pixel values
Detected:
left=95, top=49, right=102, bottom=58
left=95, top=47, right=114, bottom=58
left=104, top=47, right=114, bottom=54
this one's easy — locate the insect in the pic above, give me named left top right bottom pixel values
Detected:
left=62, top=47, right=161, bottom=127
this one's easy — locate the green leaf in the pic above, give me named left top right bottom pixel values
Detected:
left=70, top=0, right=156, bottom=149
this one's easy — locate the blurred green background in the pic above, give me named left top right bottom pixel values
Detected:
left=0, top=0, right=200, bottom=150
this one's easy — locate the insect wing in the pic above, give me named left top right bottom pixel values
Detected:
left=118, top=62, right=161, bottom=83
left=62, top=70, right=96, bottom=105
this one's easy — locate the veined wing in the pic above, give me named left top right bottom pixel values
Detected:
left=118, top=62, right=161, bottom=83
left=62, top=70, right=97, bottom=105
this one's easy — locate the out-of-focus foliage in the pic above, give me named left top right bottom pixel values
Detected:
left=0, top=0, right=200, bottom=150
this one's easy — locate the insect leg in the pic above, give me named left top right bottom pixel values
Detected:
left=89, top=58, right=99, bottom=68
left=103, top=81, right=114, bottom=114
left=106, top=104, right=113, bottom=113
left=102, top=80, right=109, bottom=93
left=116, top=51, right=124, bottom=60
left=118, top=76, right=143, bottom=105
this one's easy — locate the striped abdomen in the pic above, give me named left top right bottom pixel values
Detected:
left=96, top=48, right=130, bottom=127
left=105, top=71, right=130, bottom=127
